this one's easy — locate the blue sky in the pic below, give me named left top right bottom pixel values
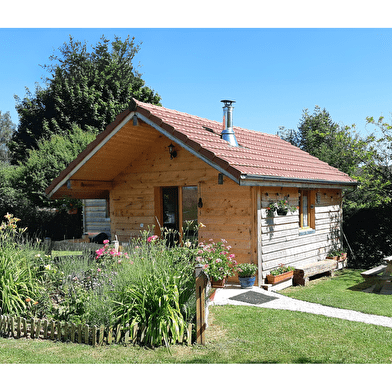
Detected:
left=1, top=7, right=392, bottom=139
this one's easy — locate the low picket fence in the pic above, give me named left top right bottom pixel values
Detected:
left=0, top=313, right=193, bottom=347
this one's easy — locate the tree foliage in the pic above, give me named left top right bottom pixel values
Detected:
left=278, top=106, right=384, bottom=209
left=0, top=110, right=16, bottom=163
left=17, top=125, right=96, bottom=206
left=10, top=35, right=161, bottom=163
left=279, top=107, right=392, bottom=268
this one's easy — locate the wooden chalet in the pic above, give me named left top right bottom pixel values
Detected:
left=46, top=99, right=357, bottom=286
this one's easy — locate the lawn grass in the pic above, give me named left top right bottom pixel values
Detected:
left=1, top=268, right=392, bottom=365
left=1, top=306, right=392, bottom=364
left=282, top=269, right=392, bottom=317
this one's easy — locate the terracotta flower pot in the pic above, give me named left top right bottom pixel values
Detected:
left=211, top=278, right=226, bottom=288
left=266, top=270, right=294, bottom=284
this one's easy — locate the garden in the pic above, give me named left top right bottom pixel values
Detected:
left=0, top=214, right=241, bottom=348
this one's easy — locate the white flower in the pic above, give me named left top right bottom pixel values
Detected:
left=185, top=240, right=192, bottom=248
left=45, top=264, right=51, bottom=270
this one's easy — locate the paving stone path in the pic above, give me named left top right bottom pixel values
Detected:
left=209, top=285, right=392, bottom=329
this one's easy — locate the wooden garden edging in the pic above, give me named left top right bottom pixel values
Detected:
left=0, top=311, right=193, bottom=347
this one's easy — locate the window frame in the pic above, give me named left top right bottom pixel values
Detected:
left=154, top=185, right=198, bottom=241
left=299, top=189, right=315, bottom=233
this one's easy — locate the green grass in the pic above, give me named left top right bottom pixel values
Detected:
left=2, top=268, right=392, bottom=364
left=282, top=269, right=392, bottom=317
left=1, top=305, right=392, bottom=364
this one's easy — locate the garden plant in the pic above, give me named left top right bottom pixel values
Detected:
left=0, top=215, right=240, bottom=348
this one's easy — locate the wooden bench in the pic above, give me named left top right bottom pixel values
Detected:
left=293, top=259, right=339, bottom=286
left=361, top=264, right=387, bottom=280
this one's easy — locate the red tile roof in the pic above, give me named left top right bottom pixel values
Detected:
left=46, top=99, right=356, bottom=198
left=133, top=99, right=356, bottom=186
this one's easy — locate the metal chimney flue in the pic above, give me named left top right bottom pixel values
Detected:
left=221, top=99, right=238, bottom=147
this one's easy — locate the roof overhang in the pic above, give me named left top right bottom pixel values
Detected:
left=239, top=174, right=358, bottom=189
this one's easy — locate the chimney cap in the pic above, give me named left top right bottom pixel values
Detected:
left=221, top=99, right=236, bottom=106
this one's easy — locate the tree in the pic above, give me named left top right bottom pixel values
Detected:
left=17, top=125, right=97, bottom=206
left=10, top=35, right=161, bottom=163
left=0, top=111, right=16, bottom=163
left=279, top=106, right=380, bottom=208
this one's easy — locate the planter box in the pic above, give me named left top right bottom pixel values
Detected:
left=266, top=270, right=294, bottom=284
left=327, top=253, right=347, bottom=262
left=339, top=253, right=347, bottom=261
left=211, top=278, right=226, bottom=288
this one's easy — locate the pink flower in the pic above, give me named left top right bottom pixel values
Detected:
left=103, top=239, right=109, bottom=244
left=147, top=235, right=159, bottom=243
left=97, top=268, right=101, bottom=272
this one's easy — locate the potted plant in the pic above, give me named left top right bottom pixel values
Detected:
left=197, top=239, right=237, bottom=288
left=266, top=264, right=295, bottom=284
left=236, top=263, right=258, bottom=288
left=267, top=199, right=298, bottom=217
left=327, top=249, right=347, bottom=261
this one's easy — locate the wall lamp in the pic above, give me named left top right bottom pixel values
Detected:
left=218, top=173, right=224, bottom=184
left=168, top=143, right=177, bottom=160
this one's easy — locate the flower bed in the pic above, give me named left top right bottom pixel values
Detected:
left=0, top=214, right=237, bottom=348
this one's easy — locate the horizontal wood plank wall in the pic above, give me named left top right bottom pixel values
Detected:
left=109, top=131, right=254, bottom=276
left=83, top=199, right=111, bottom=235
left=260, top=187, right=342, bottom=280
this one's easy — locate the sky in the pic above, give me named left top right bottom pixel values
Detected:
left=1, top=3, right=392, bottom=141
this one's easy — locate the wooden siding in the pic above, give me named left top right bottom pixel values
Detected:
left=109, top=131, right=254, bottom=272
left=83, top=199, right=111, bottom=236
left=259, top=187, right=343, bottom=280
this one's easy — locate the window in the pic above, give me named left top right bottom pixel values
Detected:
left=156, top=186, right=198, bottom=244
left=299, top=189, right=315, bottom=233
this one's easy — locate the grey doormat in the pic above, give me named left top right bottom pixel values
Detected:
left=229, top=290, right=279, bottom=305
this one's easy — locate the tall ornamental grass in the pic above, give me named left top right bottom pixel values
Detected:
left=111, top=232, right=196, bottom=346
left=0, top=214, right=42, bottom=315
